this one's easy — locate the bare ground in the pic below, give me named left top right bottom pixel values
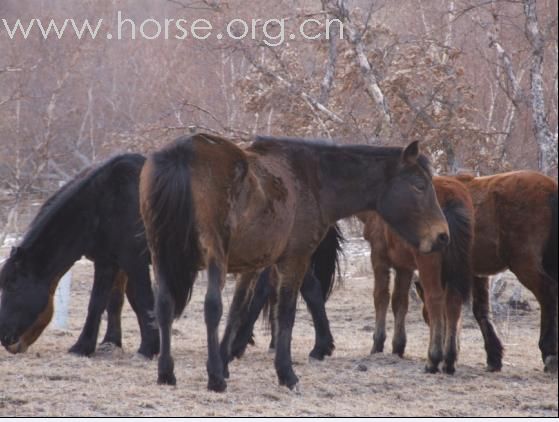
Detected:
left=0, top=238, right=557, bottom=417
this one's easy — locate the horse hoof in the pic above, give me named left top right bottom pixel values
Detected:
left=96, top=342, right=123, bottom=356
left=424, top=365, right=439, bottom=374
left=442, top=364, right=455, bottom=375
left=308, top=351, right=326, bottom=362
left=289, top=383, right=302, bottom=395
left=137, top=346, right=157, bottom=360
left=486, top=363, right=502, bottom=372
left=157, top=372, right=177, bottom=386
left=208, top=376, right=227, bottom=393
left=68, top=343, right=95, bottom=357
left=544, top=356, right=558, bottom=374
left=370, top=345, right=384, bottom=355
left=308, top=356, right=323, bottom=365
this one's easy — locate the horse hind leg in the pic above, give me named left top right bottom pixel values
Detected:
left=391, top=268, right=413, bottom=357
left=205, top=259, right=227, bottom=392
left=371, top=260, right=391, bottom=354
left=155, top=277, right=176, bottom=386
left=510, top=258, right=558, bottom=373
left=274, top=260, right=308, bottom=391
left=220, top=271, right=260, bottom=379
left=472, top=276, right=504, bottom=372
left=299, top=271, right=335, bottom=361
left=228, top=269, right=273, bottom=360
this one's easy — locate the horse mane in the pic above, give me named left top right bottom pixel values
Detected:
left=20, top=154, right=145, bottom=249
left=253, top=136, right=432, bottom=175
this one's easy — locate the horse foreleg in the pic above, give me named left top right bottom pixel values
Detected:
left=205, top=259, right=227, bottom=392
left=220, top=271, right=260, bottom=379
left=472, top=276, right=503, bottom=371
left=391, top=268, right=413, bottom=357
left=69, top=262, right=118, bottom=356
left=418, top=258, right=444, bottom=374
left=155, top=277, right=176, bottom=385
left=101, top=271, right=126, bottom=348
left=300, top=271, right=335, bottom=361
left=274, top=261, right=307, bottom=391
left=371, top=258, right=390, bottom=354
left=123, top=266, right=159, bottom=359
left=442, top=290, right=463, bottom=375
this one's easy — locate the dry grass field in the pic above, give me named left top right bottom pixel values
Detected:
left=0, top=236, right=557, bottom=417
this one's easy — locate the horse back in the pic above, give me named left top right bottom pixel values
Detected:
left=461, top=171, right=557, bottom=275
left=188, top=134, right=300, bottom=271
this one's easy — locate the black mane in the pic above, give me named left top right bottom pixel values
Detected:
left=21, top=154, right=145, bottom=250
left=253, top=135, right=432, bottom=175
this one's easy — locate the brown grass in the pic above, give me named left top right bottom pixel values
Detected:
left=0, top=242, right=557, bottom=417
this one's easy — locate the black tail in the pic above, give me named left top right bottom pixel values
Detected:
left=141, top=137, right=201, bottom=318
left=311, top=224, right=345, bottom=301
left=441, top=199, right=473, bottom=302
left=542, top=192, right=558, bottom=282
left=261, top=224, right=344, bottom=325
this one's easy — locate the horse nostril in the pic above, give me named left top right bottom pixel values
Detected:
left=438, top=233, right=450, bottom=246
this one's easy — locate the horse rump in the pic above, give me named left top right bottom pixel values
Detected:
left=140, top=136, right=201, bottom=318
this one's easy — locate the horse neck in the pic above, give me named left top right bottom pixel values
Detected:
left=21, top=211, right=92, bottom=280
left=317, top=151, right=395, bottom=223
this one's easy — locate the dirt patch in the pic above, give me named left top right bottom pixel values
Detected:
left=0, top=242, right=557, bottom=417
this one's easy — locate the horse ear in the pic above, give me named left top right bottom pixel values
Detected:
left=402, top=141, right=420, bottom=165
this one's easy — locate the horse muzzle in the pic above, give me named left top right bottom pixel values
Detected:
left=0, top=332, right=28, bottom=354
left=419, top=230, right=450, bottom=254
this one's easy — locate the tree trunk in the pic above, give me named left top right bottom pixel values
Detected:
left=523, top=0, right=558, bottom=174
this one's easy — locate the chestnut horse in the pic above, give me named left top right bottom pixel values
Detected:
left=360, top=176, right=501, bottom=373
left=457, top=171, right=558, bottom=373
left=140, top=133, right=449, bottom=392
left=365, top=171, right=558, bottom=373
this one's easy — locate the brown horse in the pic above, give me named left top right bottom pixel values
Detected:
left=360, top=176, right=477, bottom=374
left=457, top=171, right=558, bottom=373
left=139, top=133, right=450, bottom=392
left=364, top=171, right=558, bottom=373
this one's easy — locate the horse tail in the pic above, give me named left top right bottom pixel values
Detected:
left=542, top=192, right=558, bottom=282
left=140, top=137, right=201, bottom=319
left=311, top=224, right=345, bottom=301
left=260, top=268, right=275, bottom=331
left=441, top=199, right=473, bottom=302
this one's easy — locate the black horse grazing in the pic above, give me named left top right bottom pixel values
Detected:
left=0, top=154, right=159, bottom=358
left=225, top=225, right=344, bottom=364
left=140, top=133, right=450, bottom=392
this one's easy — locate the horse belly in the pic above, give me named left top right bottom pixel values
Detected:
left=472, top=235, right=506, bottom=276
left=227, top=213, right=292, bottom=273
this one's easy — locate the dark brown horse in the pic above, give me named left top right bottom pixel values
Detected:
left=140, top=133, right=450, bottom=392
left=360, top=176, right=500, bottom=373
